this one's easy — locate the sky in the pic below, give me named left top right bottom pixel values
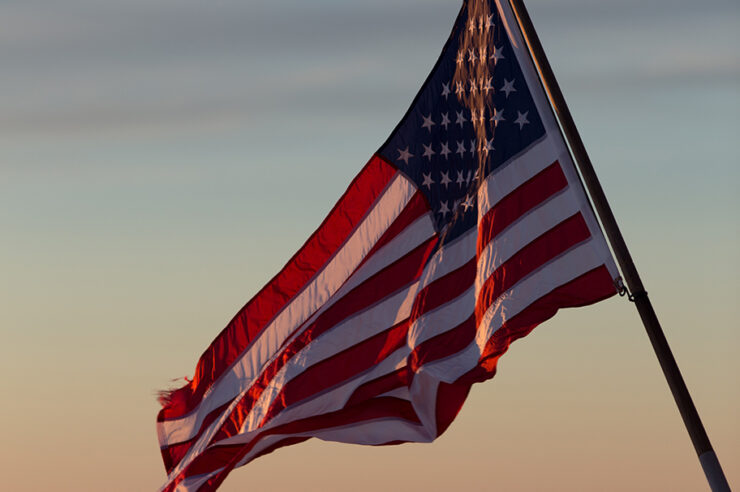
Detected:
left=1, top=0, right=738, bottom=490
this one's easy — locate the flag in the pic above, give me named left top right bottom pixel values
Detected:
left=157, top=1, right=621, bottom=490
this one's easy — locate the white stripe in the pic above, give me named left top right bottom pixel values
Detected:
left=311, top=418, right=431, bottom=445
left=477, top=136, right=559, bottom=217
left=419, top=238, right=605, bottom=386
left=407, top=227, right=477, bottom=349
left=159, top=218, right=435, bottom=489
left=476, top=134, right=618, bottom=283
left=409, top=190, right=587, bottom=383
left=408, top=359, right=443, bottom=437
left=476, top=188, right=580, bottom=289
left=496, top=0, right=620, bottom=281
left=477, top=238, right=604, bottom=348
left=414, top=340, right=481, bottom=387
left=263, top=346, right=410, bottom=430
left=409, top=286, right=475, bottom=347
left=338, top=213, right=435, bottom=295
left=242, top=281, right=420, bottom=433
left=231, top=215, right=436, bottom=434
left=377, top=387, right=410, bottom=400
left=241, top=211, right=433, bottom=413
left=173, top=471, right=220, bottom=492
left=234, top=212, right=433, bottom=415
left=418, top=225, right=476, bottom=287
left=210, top=347, right=412, bottom=450
left=158, top=173, right=416, bottom=448
left=158, top=4, right=629, bottom=488
left=229, top=417, right=433, bottom=472
left=159, top=173, right=419, bottom=485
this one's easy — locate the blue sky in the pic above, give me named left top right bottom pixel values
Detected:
left=1, top=1, right=738, bottom=490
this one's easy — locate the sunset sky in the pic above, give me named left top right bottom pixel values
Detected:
left=1, top=0, right=738, bottom=490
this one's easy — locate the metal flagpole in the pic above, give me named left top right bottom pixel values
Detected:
left=505, top=0, right=731, bottom=490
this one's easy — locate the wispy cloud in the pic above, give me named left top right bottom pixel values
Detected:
left=0, top=0, right=459, bottom=136
left=0, top=0, right=737, bottom=137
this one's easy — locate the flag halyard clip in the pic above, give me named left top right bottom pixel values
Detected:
left=615, top=276, right=629, bottom=298
left=615, top=277, right=644, bottom=303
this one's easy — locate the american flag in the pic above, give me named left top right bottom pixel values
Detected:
left=157, top=1, right=620, bottom=490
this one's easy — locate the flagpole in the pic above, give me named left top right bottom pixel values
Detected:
left=505, top=0, right=731, bottom=490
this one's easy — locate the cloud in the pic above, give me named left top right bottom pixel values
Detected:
left=0, top=0, right=736, bottom=137
left=0, top=1, right=462, bottom=136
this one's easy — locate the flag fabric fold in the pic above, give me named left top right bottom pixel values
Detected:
left=157, top=1, right=620, bottom=490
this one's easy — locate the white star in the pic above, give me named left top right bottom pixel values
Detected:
left=397, top=147, right=413, bottom=165
left=485, top=14, right=494, bottom=30
left=490, top=45, right=505, bottom=64
left=482, top=138, right=495, bottom=154
left=470, top=109, right=478, bottom=123
left=422, top=143, right=435, bottom=161
left=469, top=79, right=477, bottom=94
left=441, top=82, right=451, bottom=99
left=456, top=140, right=466, bottom=157
left=470, top=139, right=477, bottom=156
left=457, top=51, right=464, bottom=66
left=468, top=49, right=476, bottom=63
left=478, top=17, right=485, bottom=31
left=455, top=81, right=465, bottom=96
left=478, top=47, right=487, bottom=63
left=514, top=111, right=530, bottom=129
left=440, top=171, right=451, bottom=189
left=483, top=77, right=494, bottom=94
left=440, top=142, right=451, bottom=160
left=477, top=109, right=486, bottom=123
left=501, top=78, right=516, bottom=98
left=456, top=170, right=465, bottom=187
left=421, top=172, right=434, bottom=190
left=462, top=194, right=475, bottom=211
left=490, top=108, right=505, bottom=125
left=439, top=200, right=451, bottom=217
left=441, top=112, right=450, bottom=130
left=455, top=110, right=467, bottom=128
left=468, top=19, right=476, bottom=34
left=421, top=114, right=435, bottom=132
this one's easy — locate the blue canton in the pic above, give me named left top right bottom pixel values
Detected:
left=378, top=5, right=546, bottom=243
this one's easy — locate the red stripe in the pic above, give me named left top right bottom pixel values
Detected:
left=160, top=402, right=231, bottom=474
left=198, top=238, right=437, bottom=454
left=402, top=162, right=569, bottom=347
left=431, top=266, right=617, bottom=437
left=436, top=265, right=616, bottom=435
left=410, top=258, right=477, bottom=321
left=167, top=267, right=616, bottom=491
left=477, top=161, right=567, bottom=256
left=410, top=315, right=476, bottom=372
left=409, top=214, right=591, bottom=371
left=260, top=319, right=411, bottom=425
left=434, top=379, right=472, bottom=437
left=158, top=156, right=397, bottom=423
left=475, top=213, right=591, bottom=321
left=356, top=191, right=429, bottom=271
left=169, top=397, right=421, bottom=490
left=475, top=265, right=616, bottom=376
left=346, top=368, right=410, bottom=407
left=248, top=436, right=311, bottom=463
left=160, top=203, right=435, bottom=472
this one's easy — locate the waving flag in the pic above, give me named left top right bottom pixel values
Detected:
left=157, top=1, right=621, bottom=490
